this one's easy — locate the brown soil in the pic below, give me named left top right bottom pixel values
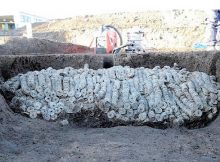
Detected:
left=24, top=10, right=209, bottom=50
left=0, top=37, right=92, bottom=55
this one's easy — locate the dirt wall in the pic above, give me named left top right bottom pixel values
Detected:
left=114, top=51, right=220, bottom=82
left=0, top=51, right=219, bottom=83
left=0, top=54, right=108, bottom=80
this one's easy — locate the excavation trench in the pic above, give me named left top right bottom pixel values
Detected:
left=0, top=51, right=220, bottom=128
left=0, top=51, right=219, bottom=81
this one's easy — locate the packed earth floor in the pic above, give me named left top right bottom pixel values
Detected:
left=0, top=94, right=220, bottom=162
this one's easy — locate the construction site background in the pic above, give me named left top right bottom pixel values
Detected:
left=1, top=10, right=219, bottom=51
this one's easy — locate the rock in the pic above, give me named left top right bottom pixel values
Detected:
left=60, top=119, right=69, bottom=126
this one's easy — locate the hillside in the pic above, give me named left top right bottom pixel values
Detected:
left=28, top=10, right=208, bottom=50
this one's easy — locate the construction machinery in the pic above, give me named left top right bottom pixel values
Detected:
left=94, top=25, right=146, bottom=54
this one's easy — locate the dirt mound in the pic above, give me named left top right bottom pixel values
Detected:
left=0, top=94, right=14, bottom=155
left=0, top=37, right=92, bottom=55
left=0, top=94, right=12, bottom=124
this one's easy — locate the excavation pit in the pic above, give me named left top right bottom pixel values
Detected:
left=0, top=51, right=219, bottom=81
left=0, top=52, right=219, bottom=129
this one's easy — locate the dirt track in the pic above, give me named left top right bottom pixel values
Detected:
left=0, top=94, right=219, bottom=162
